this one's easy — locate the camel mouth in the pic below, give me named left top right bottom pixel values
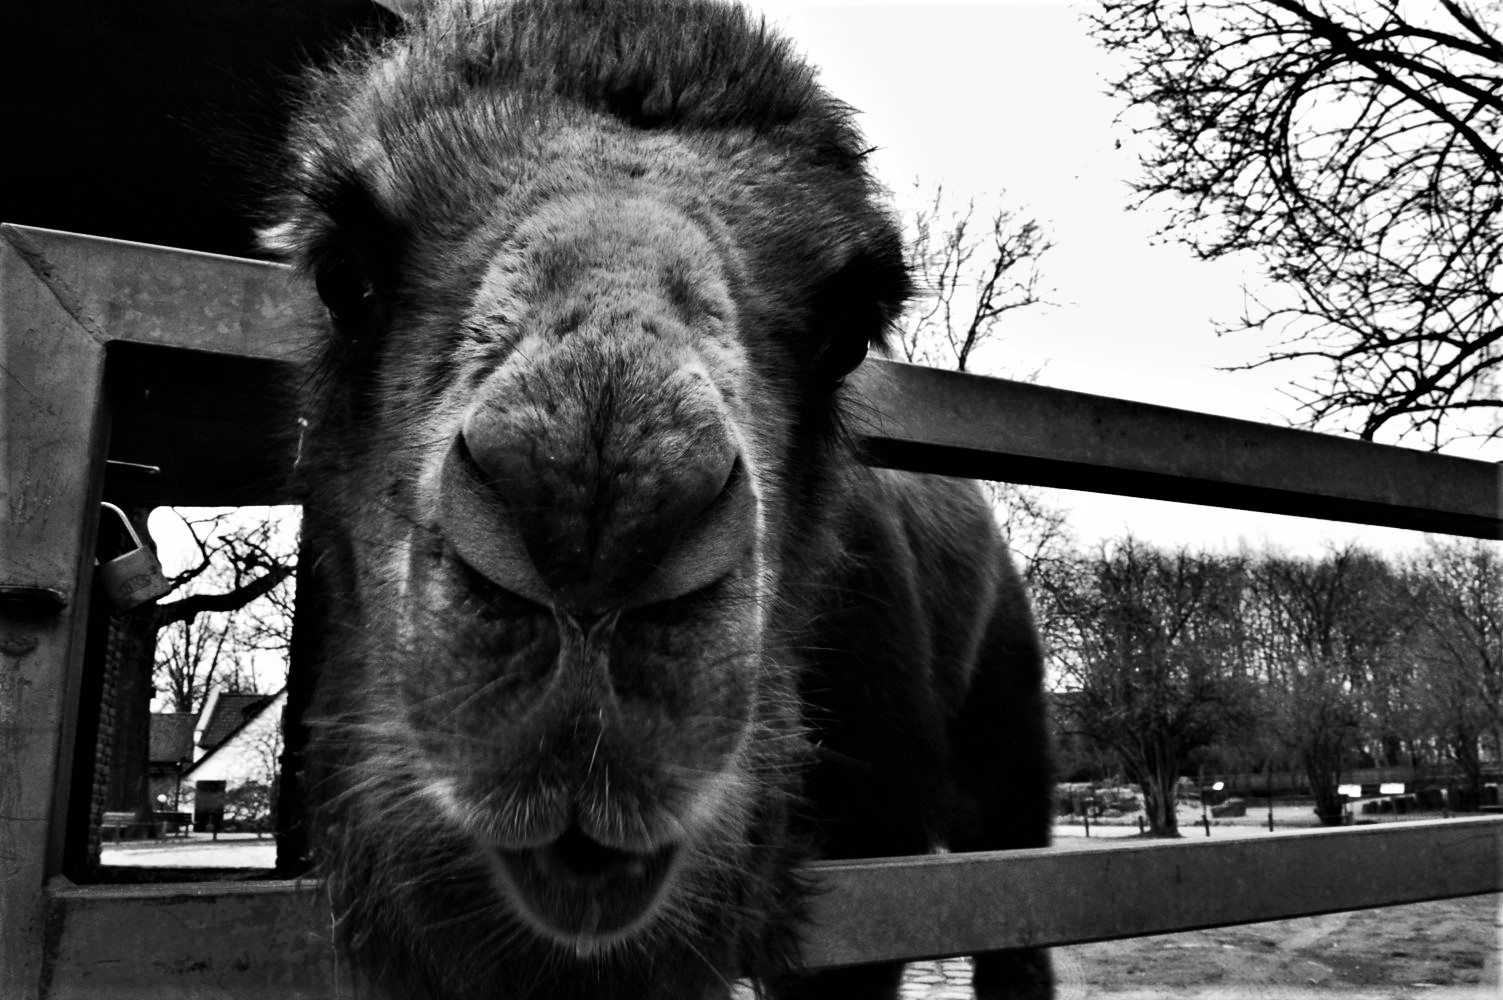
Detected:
left=493, top=826, right=681, bottom=945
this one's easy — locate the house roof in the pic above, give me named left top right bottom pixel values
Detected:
left=183, top=688, right=288, bottom=781
left=149, top=713, right=196, bottom=764
left=197, top=692, right=278, bottom=754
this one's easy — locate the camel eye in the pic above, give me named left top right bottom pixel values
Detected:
left=814, top=332, right=870, bottom=380
left=314, top=255, right=376, bottom=333
left=809, top=248, right=907, bottom=382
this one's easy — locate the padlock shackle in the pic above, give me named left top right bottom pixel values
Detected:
left=99, top=501, right=147, bottom=550
left=95, top=503, right=173, bottom=609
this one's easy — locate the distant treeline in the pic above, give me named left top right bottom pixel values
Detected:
left=1037, top=537, right=1501, bottom=834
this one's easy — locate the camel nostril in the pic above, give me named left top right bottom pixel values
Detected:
left=675, top=446, right=739, bottom=529
left=445, top=541, right=550, bottom=617
left=627, top=455, right=755, bottom=609
left=436, top=436, right=555, bottom=606
left=457, top=414, right=535, bottom=512
left=449, top=361, right=751, bottom=609
left=699, top=456, right=744, bottom=520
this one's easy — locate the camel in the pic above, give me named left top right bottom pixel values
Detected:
left=263, top=3, right=1053, bottom=997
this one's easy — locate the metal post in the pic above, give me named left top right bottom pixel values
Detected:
left=1200, top=767, right=1212, bottom=837
left=0, top=228, right=111, bottom=1000
left=1267, top=765, right=1275, bottom=832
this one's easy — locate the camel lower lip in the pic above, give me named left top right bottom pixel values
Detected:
left=494, top=827, right=680, bottom=941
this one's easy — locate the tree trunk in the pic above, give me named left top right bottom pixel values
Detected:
left=1303, top=751, right=1347, bottom=826
left=1451, top=730, right=1484, bottom=813
left=1138, top=770, right=1181, bottom=838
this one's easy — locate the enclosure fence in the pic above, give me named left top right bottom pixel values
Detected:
left=2, top=224, right=1499, bottom=998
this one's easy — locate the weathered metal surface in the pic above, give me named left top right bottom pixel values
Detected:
left=2, top=226, right=309, bottom=362
left=42, top=879, right=335, bottom=1000
left=37, top=818, right=1503, bottom=989
left=848, top=361, right=1503, bottom=539
left=8, top=226, right=1501, bottom=528
left=802, top=816, right=1503, bottom=968
left=1, top=225, right=311, bottom=507
left=0, top=231, right=110, bottom=1000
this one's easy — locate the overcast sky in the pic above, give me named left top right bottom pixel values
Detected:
left=153, top=1, right=1454, bottom=584
left=750, top=0, right=1460, bottom=556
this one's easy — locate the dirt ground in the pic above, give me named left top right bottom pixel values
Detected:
left=882, top=894, right=1500, bottom=999
left=1050, top=893, right=1500, bottom=998
left=1039, top=806, right=1501, bottom=997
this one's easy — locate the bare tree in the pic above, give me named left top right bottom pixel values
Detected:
left=1247, top=546, right=1418, bottom=824
left=898, top=183, right=1054, bottom=374
left=94, top=507, right=295, bottom=831
left=894, top=185, right=1070, bottom=592
left=1406, top=538, right=1503, bottom=808
left=1094, top=0, right=1503, bottom=450
left=1049, top=540, right=1254, bottom=836
left=153, top=509, right=297, bottom=713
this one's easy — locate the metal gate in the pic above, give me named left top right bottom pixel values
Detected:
left=3, top=224, right=1498, bottom=998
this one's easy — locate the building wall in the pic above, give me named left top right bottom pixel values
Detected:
left=180, top=690, right=285, bottom=816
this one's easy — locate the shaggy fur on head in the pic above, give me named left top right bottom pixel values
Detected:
left=267, top=2, right=1053, bottom=999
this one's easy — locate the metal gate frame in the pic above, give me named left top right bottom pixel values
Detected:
left=3, top=224, right=1499, bottom=999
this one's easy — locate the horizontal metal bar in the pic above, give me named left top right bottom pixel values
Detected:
left=848, top=361, right=1503, bottom=539
left=40, top=819, right=1502, bottom=995
left=0, top=224, right=308, bottom=362
left=802, top=816, right=1503, bottom=968
left=8, top=225, right=1499, bottom=534
left=42, top=879, right=332, bottom=1000
left=91, top=350, right=1503, bottom=531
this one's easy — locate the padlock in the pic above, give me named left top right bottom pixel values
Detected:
left=97, top=502, right=172, bottom=611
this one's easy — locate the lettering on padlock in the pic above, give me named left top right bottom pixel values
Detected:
left=97, top=503, right=173, bottom=611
